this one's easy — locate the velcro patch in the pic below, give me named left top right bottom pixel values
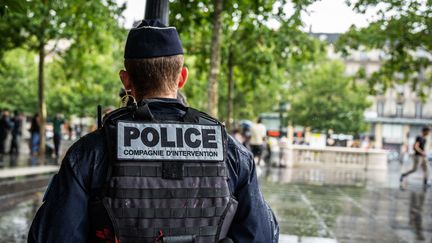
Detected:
left=117, top=121, right=224, bottom=161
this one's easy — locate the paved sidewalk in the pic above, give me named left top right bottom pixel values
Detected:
left=0, top=166, right=58, bottom=179
left=260, top=161, right=432, bottom=243
left=0, top=139, right=74, bottom=169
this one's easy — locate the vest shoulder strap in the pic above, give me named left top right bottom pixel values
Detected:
left=102, top=106, right=136, bottom=126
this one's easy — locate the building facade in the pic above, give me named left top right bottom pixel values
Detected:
left=312, top=33, right=432, bottom=155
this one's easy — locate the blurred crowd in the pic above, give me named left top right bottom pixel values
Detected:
left=0, top=110, right=23, bottom=155
left=231, top=118, right=289, bottom=168
left=0, top=109, right=85, bottom=158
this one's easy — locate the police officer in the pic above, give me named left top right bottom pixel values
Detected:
left=28, top=20, right=278, bottom=243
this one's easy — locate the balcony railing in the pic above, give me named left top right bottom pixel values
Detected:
left=277, top=145, right=388, bottom=170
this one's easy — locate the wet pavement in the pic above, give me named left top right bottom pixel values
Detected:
left=0, top=152, right=431, bottom=242
left=0, top=137, right=74, bottom=169
left=259, top=162, right=432, bottom=243
left=0, top=193, right=43, bottom=243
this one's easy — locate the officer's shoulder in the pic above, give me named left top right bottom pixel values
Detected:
left=55, top=129, right=107, bottom=194
left=63, top=129, right=106, bottom=166
left=226, top=135, right=253, bottom=159
left=225, top=134, right=254, bottom=178
left=191, top=108, right=222, bottom=125
left=103, top=106, right=135, bottom=125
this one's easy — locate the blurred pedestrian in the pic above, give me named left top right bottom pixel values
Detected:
left=30, top=113, right=41, bottom=156
left=52, top=113, right=64, bottom=158
left=279, top=136, right=289, bottom=168
left=75, top=124, right=82, bottom=138
left=241, top=122, right=251, bottom=149
left=263, top=137, right=274, bottom=166
left=361, top=136, right=371, bottom=149
left=250, top=118, right=267, bottom=165
left=9, top=110, right=23, bottom=154
left=232, top=128, right=244, bottom=144
left=400, top=127, right=430, bottom=188
left=66, top=121, right=73, bottom=140
left=0, top=110, right=12, bottom=154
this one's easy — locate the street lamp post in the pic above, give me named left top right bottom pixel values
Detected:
left=144, top=0, right=169, bottom=25
left=278, top=102, right=291, bottom=138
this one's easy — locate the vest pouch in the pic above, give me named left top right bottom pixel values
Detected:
left=217, top=196, right=238, bottom=240
left=88, top=199, right=116, bottom=243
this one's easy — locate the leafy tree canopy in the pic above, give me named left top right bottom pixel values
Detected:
left=0, top=0, right=126, bottom=118
left=170, top=0, right=323, bottom=121
left=0, top=48, right=38, bottom=113
left=288, top=60, right=371, bottom=134
left=337, top=0, right=432, bottom=97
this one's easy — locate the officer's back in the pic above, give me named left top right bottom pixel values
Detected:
left=28, top=19, right=278, bottom=243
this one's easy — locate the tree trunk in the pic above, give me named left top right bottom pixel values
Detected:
left=226, top=47, right=234, bottom=131
left=38, top=42, right=46, bottom=156
left=207, top=0, right=223, bottom=118
left=38, top=1, right=48, bottom=156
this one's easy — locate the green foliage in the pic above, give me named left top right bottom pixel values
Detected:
left=0, top=38, right=124, bottom=117
left=0, top=0, right=125, bottom=117
left=0, top=0, right=26, bottom=17
left=0, top=49, right=38, bottom=112
left=287, top=61, right=370, bottom=134
left=337, top=0, right=432, bottom=97
left=45, top=35, right=125, bottom=117
left=170, top=0, right=322, bottom=121
left=0, top=0, right=120, bottom=59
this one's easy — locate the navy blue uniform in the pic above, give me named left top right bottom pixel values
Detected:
left=28, top=99, right=278, bottom=243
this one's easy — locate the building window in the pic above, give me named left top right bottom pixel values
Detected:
left=396, top=103, right=403, bottom=117
left=382, top=124, right=403, bottom=143
left=377, top=101, right=384, bottom=116
left=415, top=102, right=423, bottom=118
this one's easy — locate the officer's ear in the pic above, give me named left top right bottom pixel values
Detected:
left=119, top=70, right=133, bottom=90
left=178, top=67, right=188, bottom=89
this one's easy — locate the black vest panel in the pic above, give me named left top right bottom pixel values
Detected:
left=97, top=103, right=235, bottom=243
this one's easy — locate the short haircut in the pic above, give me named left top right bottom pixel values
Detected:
left=124, top=55, right=184, bottom=99
left=422, top=126, right=430, bottom=133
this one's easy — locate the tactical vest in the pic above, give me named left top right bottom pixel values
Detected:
left=93, top=101, right=237, bottom=243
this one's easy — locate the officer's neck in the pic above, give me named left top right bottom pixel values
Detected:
left=137, top=90, right=178, bottom=100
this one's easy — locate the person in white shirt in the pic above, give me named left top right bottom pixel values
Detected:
left=250, top=118, right=267, bottom=165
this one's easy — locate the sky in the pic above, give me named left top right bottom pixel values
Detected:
left=301, top=0, right=374, bottom=33
left=116, top=0, right=375, bottom=33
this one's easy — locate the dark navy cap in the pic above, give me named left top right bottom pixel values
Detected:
left=124, top=19, right=183, bottom=59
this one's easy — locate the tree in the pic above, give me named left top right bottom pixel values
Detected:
left=0, top=35, right=124, bottom=118
left=337, top=0, right=432, bottom=97
left=287, top=61, right=370, bottom=134
left=170, top=0, right=321, bottom=124
left=0, top=49, right=38, bottom=113
left=46, top=31, right=125, bottom=117
left=207, top=0, right=224, bottom=117
left=1, top=0, right=124, bottom=153
left=220, top=16, right=325, bottom=129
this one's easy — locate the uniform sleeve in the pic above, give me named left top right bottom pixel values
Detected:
left=227, top=146, right=279, bottom=243
left=28, top=147, right=90, bottom=242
